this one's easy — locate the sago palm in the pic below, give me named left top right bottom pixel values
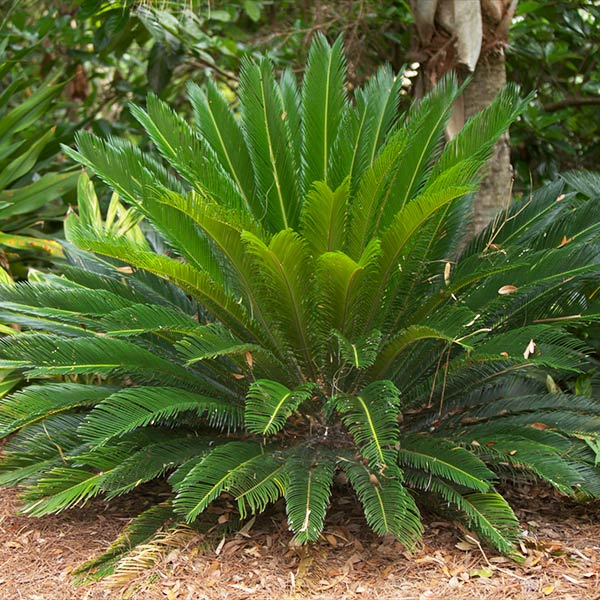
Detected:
left=0, top=35, right=599, bottom=571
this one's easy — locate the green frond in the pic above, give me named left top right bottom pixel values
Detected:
left=0, top=384, right=113, bottom=437
left=372, top=325, right=458, bottom=380
left=245, top=379, right=314, bottom=436
left=239, top=57, right=299, bottom=230
left=284, top=448, right=336, bottom=543
left=301, top=34, right=347, bottom=190
left=562, top=170, right=600, bottom=199
left=65, top=216, right=257, bottom=341
left=336, top=380, right=401, bottom=470
left=101, top=303, right=199, bottom=337
left=341, top=455, right=422, bottom=547
left=21, top=467, right=106, bottom=516
left=389, top=74, right=461, bottom=214
left=0, top=334, right=198, bottom=387
left=433, top=84, right=530, bottom=178
left=409, top=473, right=521, bottom=556
left=173, top=441, right=264, bottom=522
left=277, top=68, right=303, bottom=179
left=300, top=179, right=349, bottom=255
left=242, top=229, right=315, bottom=376
left=397, top=434, right=495, bottom=492
left=333, top=329, right=382, bottom=370
left=80, top=387, right=242, bottom=446
left=470, top=435, right=585, bottom=495
left=228, top=452, right=287, bottom=519
left=130, top=94, right=244, bottom=207
left=99, top=436, right=212, bottom=498
left=187, top=80, right=256, bottom=210
left=347, top=130, right=408, bottom=258
left=175, top=322, right=260, bottom=364
left=315, top=239, right=381, bottom=338
left=332, top=64, right=404, bottom=192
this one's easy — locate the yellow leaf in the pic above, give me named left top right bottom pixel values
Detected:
left=542, top=583, right=555, bottom=595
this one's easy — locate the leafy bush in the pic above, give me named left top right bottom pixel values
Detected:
left=1, top=35, right=599, bottom=571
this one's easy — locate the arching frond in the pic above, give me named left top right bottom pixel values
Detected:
left=173, top=441, right=264, bottom=522
left=284, top=448, right=336, bottom=543
left=245, top=379, right=314, bottom=436
left=336, top=380, right=401, bottom=470
left=397, top=434, right=495, bottom=492
left=80, top=387, right=242, bottom=446
left=341, top=455, right=422, bottom=548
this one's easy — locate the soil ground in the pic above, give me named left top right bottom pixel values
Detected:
left=1, top=484, right=599, bottom=600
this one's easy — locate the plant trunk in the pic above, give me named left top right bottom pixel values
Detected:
left=462, top=51, right=512, bottom=235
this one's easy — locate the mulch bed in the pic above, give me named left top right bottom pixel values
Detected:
left=1, top=483, right=599, bottom=600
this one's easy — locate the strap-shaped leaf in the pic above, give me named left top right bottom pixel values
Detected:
left=173, top=441, right=264, bottom=522
left=341, top=457, right=422, bottom=548
left=336, top=380, right=401, bottom=470
left=80, top=387, right=242, bottom=446
left=397, top=434, right=495, bottom=492
left=284, top=448, right=336, bottom=543
left=245, top=379, right=313, bottom=436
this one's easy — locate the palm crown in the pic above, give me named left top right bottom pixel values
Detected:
left=1, top=35, right=600, bottom=569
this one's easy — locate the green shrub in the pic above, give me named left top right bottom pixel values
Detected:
left=1, top=35, right=599, bottom=571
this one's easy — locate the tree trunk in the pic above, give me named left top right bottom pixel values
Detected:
left=462, top=51, right=512, bottom=235
left=410, top=0, right=518, bottom=235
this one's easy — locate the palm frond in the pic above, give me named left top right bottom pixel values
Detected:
left=336, top=380, right=401, bottom=470
left=301, top=33, right=347, bottom=190
left=398, top=434, right=495, bottom=492
left=173, top=441, right=264, bottom=522
left=341, top=455, right=422, bottom=547
left=188, top=80, right=256, bottom=210
left=239, top=58, right=299, bottom=230
left=80, top=387, right=242, bottom=446
left=245, top=379, right=314, bottom=436
left=284, top=447, right=336, bottom=543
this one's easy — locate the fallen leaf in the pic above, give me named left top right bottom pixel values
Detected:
left=498, top=285, right=518, bottom=295
left=470, top=567, right=493, bottom=578
left=542, top=583, right=555, bottom=595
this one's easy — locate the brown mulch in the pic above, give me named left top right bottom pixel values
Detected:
left=1, top=484, right=599, bottom=600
